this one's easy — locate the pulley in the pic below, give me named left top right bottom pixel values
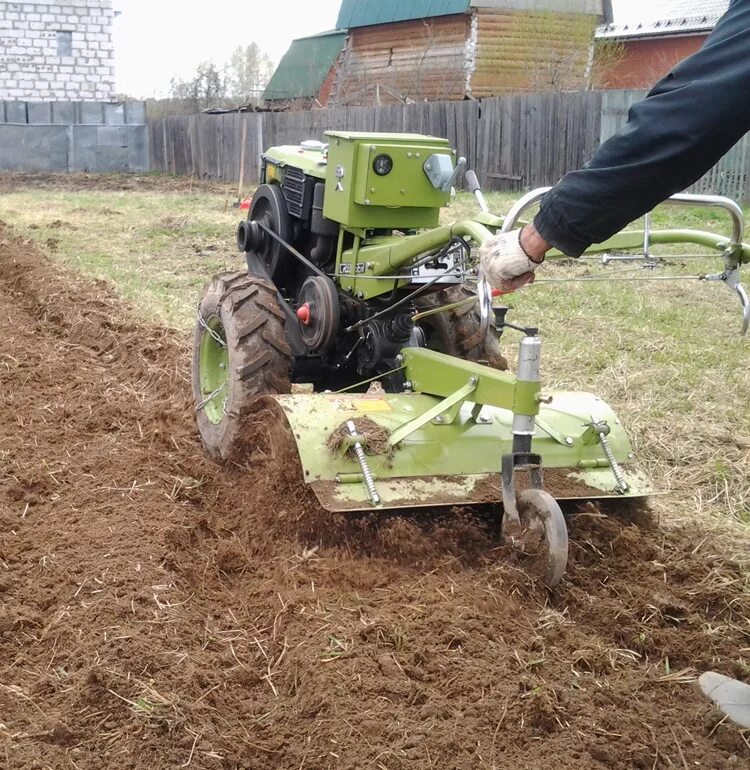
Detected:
left=297, top=275, right=340, bottom=352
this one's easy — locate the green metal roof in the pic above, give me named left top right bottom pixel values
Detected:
left=336, top=0, right=471, bottom=29
left=263, top=30, right=347, bottom=101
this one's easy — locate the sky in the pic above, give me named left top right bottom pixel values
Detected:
left=113, top=0, right=659, bottom=98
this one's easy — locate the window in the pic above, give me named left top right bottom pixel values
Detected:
left=57, top=31, right=72, bottom=57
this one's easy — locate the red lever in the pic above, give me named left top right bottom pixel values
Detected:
left=491, top=288, right=515, bottom=297
left=296, top=302, right=311, bottom=326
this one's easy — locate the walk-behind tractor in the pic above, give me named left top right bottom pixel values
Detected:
left=192, top=131, right=749, bottom=587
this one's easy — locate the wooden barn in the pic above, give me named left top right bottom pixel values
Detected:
left=328, top=0, right=605, bottom=105
left=595, top=0, right=729, bottom=89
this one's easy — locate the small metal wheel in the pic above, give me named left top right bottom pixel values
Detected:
left=513, top=488, right=569, bottom=588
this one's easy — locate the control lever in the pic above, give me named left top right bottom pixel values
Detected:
left=466, top=169, right=490, bottom=214
left=702, top=262, right=750, bottom=335
left=442, top=156, right=467, bottom=193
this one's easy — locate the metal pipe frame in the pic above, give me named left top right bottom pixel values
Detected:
left=501, top=188, right=746, bottom=249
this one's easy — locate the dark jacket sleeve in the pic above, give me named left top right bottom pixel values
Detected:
left=533, top=0, right=750, bottom=257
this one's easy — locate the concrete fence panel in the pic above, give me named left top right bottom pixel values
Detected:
left=0, top=100, right=149, bottom=173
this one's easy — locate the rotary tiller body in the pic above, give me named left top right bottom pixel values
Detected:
left=193, top=131, right=749, bottom=586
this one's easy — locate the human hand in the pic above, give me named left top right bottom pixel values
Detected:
left=478, top=228, right=545, bottom=292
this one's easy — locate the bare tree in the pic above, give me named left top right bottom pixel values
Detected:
left=169, top=61, right=226, bottom=111
left=225, top=43, right=274, bottom=106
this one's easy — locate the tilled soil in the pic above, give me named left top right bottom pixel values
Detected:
left=1, top=224, right=749, bottom=769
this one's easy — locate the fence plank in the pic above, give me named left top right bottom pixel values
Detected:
left=148, top=92, right=750, bottom=201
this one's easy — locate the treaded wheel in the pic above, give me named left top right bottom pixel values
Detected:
left=192, top=271, right=291, bottom=462
left=416, top=284, right=508, bottom=370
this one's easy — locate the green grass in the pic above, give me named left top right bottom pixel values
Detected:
left=0, top=188, right=241, bottom=328
left=0, top=183, right=748, bottom=530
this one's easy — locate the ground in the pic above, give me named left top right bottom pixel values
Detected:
left=0, top=173, right=749, bottom=769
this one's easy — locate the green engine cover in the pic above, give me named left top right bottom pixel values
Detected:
left=323, top=131, right=455, bottom=230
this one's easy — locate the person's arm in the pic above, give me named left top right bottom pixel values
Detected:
left=481, top=0, right=750, bottom=287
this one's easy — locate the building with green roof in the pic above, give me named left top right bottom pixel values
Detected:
left=265, top=2, right=605, bottom=107
left=262, top=30, right=347, bottom=107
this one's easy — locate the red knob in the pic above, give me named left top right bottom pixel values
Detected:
left=296, top=302, right=311, bottom=326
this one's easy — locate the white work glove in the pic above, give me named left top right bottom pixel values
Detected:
left=478, top=229, right=543, bottom=291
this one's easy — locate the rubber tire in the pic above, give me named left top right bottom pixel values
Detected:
left=192, top=271, right=291, bottom=462
left=415, top=284, right=508, bottom=370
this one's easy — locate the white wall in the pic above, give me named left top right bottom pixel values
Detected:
left=0, top=0, right=115, bottom=101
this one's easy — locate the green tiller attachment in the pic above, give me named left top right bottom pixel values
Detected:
left=272, top=346, right=649, bottom=513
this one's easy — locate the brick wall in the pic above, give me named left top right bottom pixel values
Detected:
left=598, top=35, right=707, bottom=90
left=0, top=0, right=114, bottom=102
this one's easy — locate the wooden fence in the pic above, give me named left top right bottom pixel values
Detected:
left=149, top=90, right=750, bottom=201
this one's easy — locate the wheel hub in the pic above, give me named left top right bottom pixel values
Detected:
left=198, top=316, right=229, bottom=425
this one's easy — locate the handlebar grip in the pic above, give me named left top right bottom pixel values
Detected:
left=465, top=170, right=481, bottom=194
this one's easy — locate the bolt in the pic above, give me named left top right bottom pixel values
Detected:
left=565, top=437, right=574, bottom=446
left=416, top=152, right=421, bottom=158
left=407, top=152, right=413, bottom=158
left=628, top=452, right=635, bottom=460
left=479, top=415, right=492, bottom=424
left=425, top=163, right=432, bottom=170
left=219, top=363, right=226, bottom=369
left=401, top=189, right=406, bottom=194
left=434, top=415, right=444, bottom=424
left=364, top=199, right=371, bottom=205
left=403, top=380, right=413, bottom=391
left=356, top=291, right=364, bottom=299
left=371, top=187, right=376, bottom=193
left=395, top=354, right=404, bottom=364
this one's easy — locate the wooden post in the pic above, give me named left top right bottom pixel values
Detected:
left=237, top=115, right=248, bottom=202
